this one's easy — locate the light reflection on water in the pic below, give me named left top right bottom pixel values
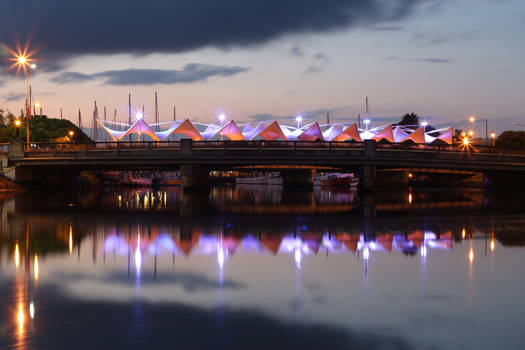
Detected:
left=1, top=186, right=525, bottom=350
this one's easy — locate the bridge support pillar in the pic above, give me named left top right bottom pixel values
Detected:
left=180, top=164, right=209, bottom=189
left=359, top=165, right=376, bottom=190
left=281, top=169, right=314, bottom=188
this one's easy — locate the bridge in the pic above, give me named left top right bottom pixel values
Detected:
left=2, top=139, right=525, bottom=189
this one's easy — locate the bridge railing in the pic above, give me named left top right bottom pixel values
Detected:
left=15, top=139, right=522, bottom=157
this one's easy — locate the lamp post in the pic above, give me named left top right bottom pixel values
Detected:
left=218, top=114, right=225, bottom=127
left=7, top=44, right=37, bottom=144
left=490, top=132, right=496, bottom=147
left=364, top=119, right=370, bottom=131
left=35, top=102, right=41, bottom=116
left=469, top=116, right=488, bottom=143
left=15, top=120, right=21, bottom=138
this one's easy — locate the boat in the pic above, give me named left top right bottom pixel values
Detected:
left=161, top=171, right=182, bottom=186
left=236, top=172, right=283, bottom=185
left=118, top=171, right=152, bottom=187
left=315, top=173, right=359, bottom=188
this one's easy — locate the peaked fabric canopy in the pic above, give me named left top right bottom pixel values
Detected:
left=95, top=118, right=453, bottom=145
left=212, top=120, right=245, bottom=141
left=323, top=124, right=345, bottom=141
left=393, top=126, right=409, bottom=143
left=252, top=121, right=287, bottom=141
left=400, top=127, right=425, bottom=144
left=332, top=124, right=362, bottom=142
left=297, top=122, right=323, bottom=141
left=156, top=119, right=203, bottom=141
left=372, top=124, right=394, bottom=143
left=435, top=127, right=453, bottom=145
left=120, top=119, right=160, bottom=141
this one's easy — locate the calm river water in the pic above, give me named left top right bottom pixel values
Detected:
left=1, top=186, right=525, bottom=349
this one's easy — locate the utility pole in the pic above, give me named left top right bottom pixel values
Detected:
left=113, top=109, right=117, bottom=123
left=29, top=85, right=33, bottom=116
left=326, top=112, right=330, bottom=125
left=173, top=106, right=176, bottom=121
left=128, top=93, right=132, bottom=140
left=78, top=110, right=82, bottom=130
left=358, top=113, right=361, bottom=129
left=60, top=108, right=63, bottom=119
left=92, top=101, right=98, bottom=141
left=155, top=92, right=159, bottom=131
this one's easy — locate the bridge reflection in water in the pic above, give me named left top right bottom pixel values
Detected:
left=2, top=185, right=525, bottom=350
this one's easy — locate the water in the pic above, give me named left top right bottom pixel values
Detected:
left=1, top=186, right=525, bottom=349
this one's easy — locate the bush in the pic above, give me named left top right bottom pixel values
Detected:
left=495, top=131, right=525, bottom=149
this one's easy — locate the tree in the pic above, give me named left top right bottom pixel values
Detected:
left=454, top=129, right=464, bottom=141
left=398, top=113, right=419, bottom=126
left=0, top=106, right=91, bottom=142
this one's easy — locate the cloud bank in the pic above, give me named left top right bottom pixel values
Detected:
left=1, top=0, right=422, bottom=66
left=51, top=64, right=249, bottom=86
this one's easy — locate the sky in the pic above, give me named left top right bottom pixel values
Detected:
left=0, top=0, right=524, bottom=133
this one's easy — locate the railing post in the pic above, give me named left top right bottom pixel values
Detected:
left=181, top=138, right=193, bottom=155
left=364, top=139, right=376, bottom=157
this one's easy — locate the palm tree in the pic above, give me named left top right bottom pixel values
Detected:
left=398, top=113, right=419, bottom=126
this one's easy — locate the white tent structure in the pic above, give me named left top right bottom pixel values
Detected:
left=96, top=118, right=453, bottom=145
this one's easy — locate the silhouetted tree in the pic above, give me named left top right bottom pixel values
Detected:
left=398, top=113, right=419, bottom=126
left=495, top=131, right=525, bottom=149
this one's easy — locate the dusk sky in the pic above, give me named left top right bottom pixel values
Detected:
left=0, top=0, right=524, bottom=133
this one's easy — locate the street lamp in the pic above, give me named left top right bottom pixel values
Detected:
left=364, top=119, right=370, bottom=130
left=469, top=116, right=488, bottom=142
left=218, top=114, right=226, bottom=127
left=35, top=102, right=41, bottom=116
left=490, top=131, right=496, bottom=147
left=8, top=47, right=37, bottom=144
left=295, top=116, right=303, bottom=129
left=15, top=120, right=21, bottom=138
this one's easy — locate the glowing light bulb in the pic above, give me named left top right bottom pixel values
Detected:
left=490, top=239, right=495, bottom=251
left=421, top=121, right=428, bottom=127
left=469, top=248, right=474, bottom=263
left=17, top=56, right=26, bottom=64
left=462, top=228, right=466, bottom=239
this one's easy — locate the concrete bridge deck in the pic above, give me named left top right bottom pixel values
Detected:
left=3, top=139, right=525, bottom=189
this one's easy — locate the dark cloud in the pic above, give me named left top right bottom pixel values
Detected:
left=0, top=284, right=415, bottom=350
left=51, top=64, right=249, bottom=86
left=313, top=53, right=329, bottom=62
left=0, top=0, right=423, bottom=68
left=2, top=91, right=26, bottom=102
left=386, top=57, right=451, bottom=63
left=413, top=58, right=451, bottom=63
left=290, top=46, right=305, bottom=58
left=367, top=26, right=405, bottom=31
left=411, top=31, right=476, bottom=46
left=304, top=66, right=324, bottom=75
